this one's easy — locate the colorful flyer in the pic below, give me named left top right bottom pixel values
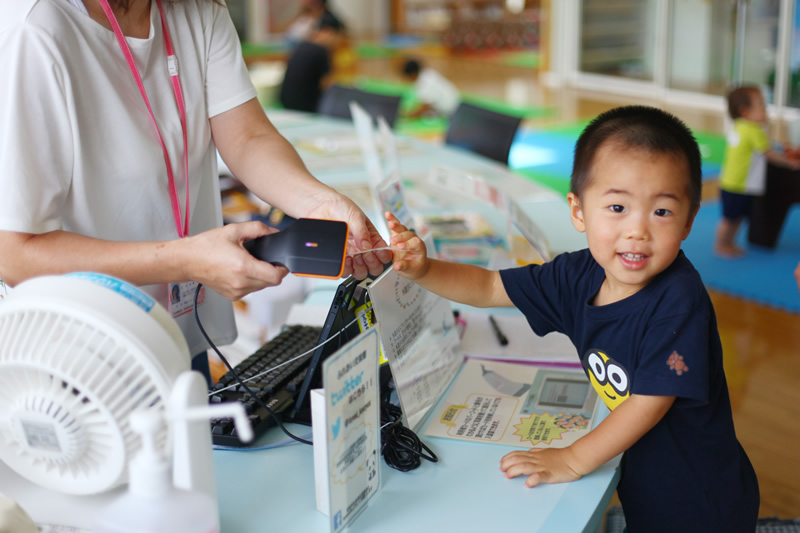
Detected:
left=425, top=358, right=599, bottom=449
left=322, top=329, right=382, bottom=533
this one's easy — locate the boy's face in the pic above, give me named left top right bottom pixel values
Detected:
left=741, top=91, right=767, bottom=123
left=567, top=143, right=697, bottom=302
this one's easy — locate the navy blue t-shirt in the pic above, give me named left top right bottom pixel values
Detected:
left=500, top=249, right=759, bottom=532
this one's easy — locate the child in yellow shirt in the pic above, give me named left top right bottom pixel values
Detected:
left=715, top=86, right=800, bottom=257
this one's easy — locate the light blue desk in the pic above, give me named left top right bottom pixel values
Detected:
left=214, top=407, right=619, bottom=533
left=214, top=111, right=617, bottom=532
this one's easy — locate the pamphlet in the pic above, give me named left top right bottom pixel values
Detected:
left=425, top=358, right=599, bottom=449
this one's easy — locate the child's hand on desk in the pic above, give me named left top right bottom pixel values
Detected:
left=499, top=447, right=583, bottom=488
left=385, top=212, right=429, bottom=281
left=794, top=261, right=800, bottom=295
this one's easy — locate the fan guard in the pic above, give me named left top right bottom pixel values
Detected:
left=0, top=274, right=190, bottom=495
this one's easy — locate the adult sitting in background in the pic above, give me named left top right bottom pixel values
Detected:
left=400, top=58, right=460, bottom=118
left=279, top=13, right=344, bottom=113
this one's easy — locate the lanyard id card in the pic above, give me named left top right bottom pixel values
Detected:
left=168, top=281, right=205, bottom=319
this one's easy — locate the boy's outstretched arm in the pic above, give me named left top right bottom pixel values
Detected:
left=500, top=394, right=675, bottom=487
left=385, top=212, right=513, bottom=308
left=766, top=148, right=800, bottom=170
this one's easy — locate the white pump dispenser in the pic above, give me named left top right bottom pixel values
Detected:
left=93, top=409, right=219, bottom=533
left=93, top=371, right=253, bottom=533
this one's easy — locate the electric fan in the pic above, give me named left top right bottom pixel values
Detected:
left=0, top=272, right=191, bottom=496
left=0, top=272, right=252, bottom=529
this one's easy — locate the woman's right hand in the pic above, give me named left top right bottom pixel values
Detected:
left=178, top=221, right=289, bottom=301
left=385, top=212, right=429, bottom=281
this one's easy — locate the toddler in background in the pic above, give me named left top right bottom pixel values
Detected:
left=399, top=58, right=460, bottom=118
left=715, top=85, right=800, bottom=257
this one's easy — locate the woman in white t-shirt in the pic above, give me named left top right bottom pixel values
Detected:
left=0, top=0, right=391, bottom=360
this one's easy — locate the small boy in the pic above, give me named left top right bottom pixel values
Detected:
left=399, top=58, right=460, bottom=118
left=386, top=106, right=759, bottom=532
left=715, top=85, right=800, bottom=257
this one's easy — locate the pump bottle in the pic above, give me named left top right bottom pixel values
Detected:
left=93, top=410, right=219, bottom=533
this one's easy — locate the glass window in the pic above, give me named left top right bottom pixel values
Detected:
left=579, top=0, right=658, bottom=81
left=789, top=3, right=800, bottom=107
left=740, top=0, right=781, bottom=104
left=667, top=0, right=737, bottom=96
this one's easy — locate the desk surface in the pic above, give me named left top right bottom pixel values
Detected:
left=214, top=111, right=616, bottom=533
left=214, top=410, right=619, bottom=533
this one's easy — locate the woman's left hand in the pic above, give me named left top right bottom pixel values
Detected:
left=305, top=194, right=392, bottom=279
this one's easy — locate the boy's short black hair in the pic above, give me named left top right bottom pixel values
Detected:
left=570, top=105, right=702, bottom=212
left=317, top=11, right=344, bottom=32
left=727, top=85, right=760, bottom=120
left=402, top=58, right=421, bottom=77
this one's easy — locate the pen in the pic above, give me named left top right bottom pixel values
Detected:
left=488, top=315, right=508, bottom=346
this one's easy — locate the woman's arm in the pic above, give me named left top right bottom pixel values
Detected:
left=500, top=394, right=675, bottom=487
left=0, top=221, right=288, bottom=300
left=209, top=98, right=391, bottom=278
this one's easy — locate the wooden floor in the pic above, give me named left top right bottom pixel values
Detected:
left=347, top=50, right=800, bottom=519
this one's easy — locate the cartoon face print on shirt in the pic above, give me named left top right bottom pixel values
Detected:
left=582, top=349, right=630, bottom=410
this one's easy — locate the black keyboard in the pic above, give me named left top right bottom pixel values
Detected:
left=208, top=324, right=322, bottom=447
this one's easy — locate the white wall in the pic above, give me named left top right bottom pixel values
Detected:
left=669, top=0, right=713, bottom=90
left=329, top=0, right=390, bottom=38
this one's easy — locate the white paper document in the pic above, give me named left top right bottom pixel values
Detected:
left=425, top=358, right=600, bottom=449
left=459, top=311, right=579, bottom=365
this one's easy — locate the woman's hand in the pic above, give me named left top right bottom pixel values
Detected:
left=304, top=194, right=392, bottom=279
left=385, top=211, right=429, bottom=281
left=178, top=221, right=289, bottom=300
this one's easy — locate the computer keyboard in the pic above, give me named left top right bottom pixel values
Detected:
left=208, top=324, right=322, bottom=447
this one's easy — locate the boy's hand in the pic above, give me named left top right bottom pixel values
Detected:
left=499, top=447, right=583, bottom=488
left=385, top=211, right=429, bottom=280
left=795, top=261, right=800, bottom=295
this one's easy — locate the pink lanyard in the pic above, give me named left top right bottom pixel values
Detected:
left=99, top=0, right=190, bottom=238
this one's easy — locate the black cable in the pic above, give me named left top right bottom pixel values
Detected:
left=194, top=281, right=439, bottom=468
left=193, top=283, right=312, bottom=446
left=379, top=380, right=438, bottom=472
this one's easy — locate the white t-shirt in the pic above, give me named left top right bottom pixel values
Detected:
left=415, top=68, right=460, bottom=116
left=0, top=0, right=257, bottom=355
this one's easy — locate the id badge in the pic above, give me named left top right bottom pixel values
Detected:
left=168, top=281, right=205, bottom=318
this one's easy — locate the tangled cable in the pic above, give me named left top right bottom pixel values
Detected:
left=380, top=400, right=438, bottom=472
